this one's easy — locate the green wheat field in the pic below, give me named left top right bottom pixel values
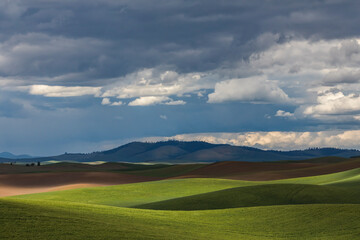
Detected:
left=1, top=160, right=360, bottom=239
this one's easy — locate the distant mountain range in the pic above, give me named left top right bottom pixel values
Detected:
left=0, top=152, right=33, bottom=159
left=1, top=141, right=360, bottom=163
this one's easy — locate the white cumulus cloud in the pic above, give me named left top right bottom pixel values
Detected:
left=101, top=98, right=123, bottom=106
left=165, top=100, right=186, bottom=105
left=101, top=98, right=111, bottom=105
left=275, top=110, right=295, bottom=118
left=28, top=85, right=101, bottom=97
left=102, top=68, right=209, bottom=99
left=303, top=90, right=360, bottom=116
left=208, top=76, right=291, bottom=104
left=128, top=96, right=175, bottom=106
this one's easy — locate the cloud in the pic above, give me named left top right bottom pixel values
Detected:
left=128, top=96, right=186, bottom=106
left=101, top=98, right=123, bottom=106
left=28, top=85, right=101, bottom=97
left=208, top=76, right=290, bottom=104
left=127, top=96, right=171, bottom=106
left=160, top=115, right=167, bottom=120
left=0, top=33, right=109, bottom=78
left=247, top=38, right=360, bottom=81
left=322, top=69, right=360, bottom=85
left=7, top=35, right=360, bottom=118
left=165, top=100, right=186, bottom=105
left=2, top=1, right=360, bottom=86
left=101, top=68, right=209, bottom=99
left=302, top=90, right=360, bottom=117
left=101, top=98, right=111, bottom=105
left=0, top=0, right=25, bottom=18
left=275, top=110, right=295, bottom=118
left=4, top=1, right=360, bottom=154
left=128, top=96, right=170, bottom=106
left=111, top=101, right=123, bottom=106
left=227, top=36, right=360, bottom=122
left=142, top=130, right=360, bottom=151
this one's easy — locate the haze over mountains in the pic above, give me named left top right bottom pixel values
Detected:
left=1, top=141, right=360, bottom=163
left=0, top=152, right=32, bottom=159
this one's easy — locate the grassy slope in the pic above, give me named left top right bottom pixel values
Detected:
left=1, top=199, right=360, bottom=240
left=11, top=168, right=360, bottom=207
left=9, top=178, right=257, bottom=207
left=135, top=183, right=360, bottom=210
left=276, top=167, right=360, bottom=185
left=4, top=168, right=360, bottom=239
left=134, top=168, right=360, bottom=210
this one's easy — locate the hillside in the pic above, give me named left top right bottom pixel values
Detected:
left=4, top=169, right=360, bottom=239
left=2, top=199, right=360, bottom=240
left=134, top=183, right=360, bottom=210
left=1, top=141, right=360, bottom=163
left=3, top=162, right=360, bottom=239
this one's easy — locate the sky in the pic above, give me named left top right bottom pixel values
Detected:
left=2, top=0, right=360, bottom=155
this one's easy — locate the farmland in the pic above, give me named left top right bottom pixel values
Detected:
left=1, top=158, right=360, bottom=239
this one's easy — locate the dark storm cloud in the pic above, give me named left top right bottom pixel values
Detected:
left=1, top=0, right=360, bottom=85
left=2, top=0, right=360, bottom=154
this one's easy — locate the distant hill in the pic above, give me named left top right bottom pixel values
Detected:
left=1, top=141, right=360, bottom=163
left=0, top=152, right=33, bottom=159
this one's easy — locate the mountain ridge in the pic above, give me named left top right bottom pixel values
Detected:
left=0, top=152, right=33, bottom=159
left=1, top=141, right=359, bottom=163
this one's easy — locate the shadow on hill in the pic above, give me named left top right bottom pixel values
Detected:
left=134, top=183, right=360, bottom=210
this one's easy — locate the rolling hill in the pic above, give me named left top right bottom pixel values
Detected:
left=2, top=199, right=360, bottom=240
left=135, top=183, right=360, bottom=210
left=4, top=168, right=360, bottom=239
left=3, top=161, right=360, bottom=239
left=10, top=168, right=360, bottom=208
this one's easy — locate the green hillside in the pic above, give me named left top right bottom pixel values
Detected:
left=11, top=168, right=360, bottom=207
left=278, top=167, right=360, bottom=185
left=1, top=199, right=360, bottom=240
left=135, top=183, right=360, bottom=210
left=10, top=178, right=256, bottom=207
left=3, top=167, right=360, bottom=239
